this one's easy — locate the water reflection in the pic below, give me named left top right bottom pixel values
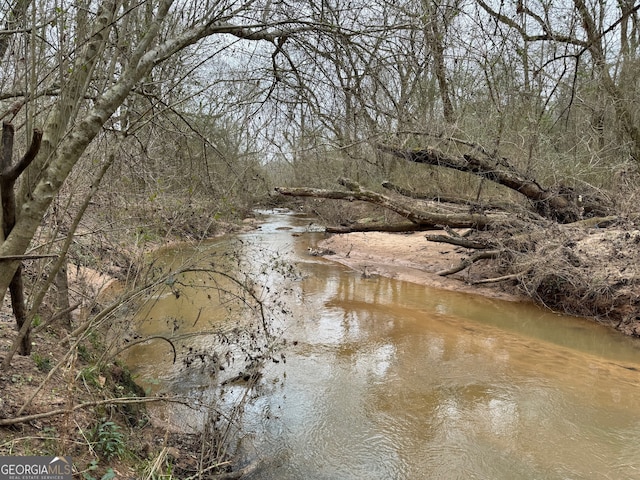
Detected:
left=124, top=211, right=640, bottom=479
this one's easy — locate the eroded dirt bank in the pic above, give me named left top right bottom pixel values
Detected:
left=317, top=226, right=640, bottom=337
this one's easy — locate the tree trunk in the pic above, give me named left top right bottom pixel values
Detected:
left=1, top=122, right=41, bottom=355
left=0, top=6, right=290, bottom=299
left=422, top=0, right=455, bottom=123
left=276, top=177, right=520, bottom=230
left=376, top=143, right=611, bottom=222
left=0, top=0, right=30, bottom=61
left=53, top=264, right=72, bottom=330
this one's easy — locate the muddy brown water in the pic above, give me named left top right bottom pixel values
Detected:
left=123, top=210, right=640, bottom=479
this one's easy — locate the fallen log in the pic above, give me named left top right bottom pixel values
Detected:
left=275, top=159, right=638, bottom=336
left=377, top=143, right=612, bottom=222
left=326, top=222, right=437, bottom=233
left=381, top=180, right=531, bottom=216
left=275, top=178, right=521, bottom=230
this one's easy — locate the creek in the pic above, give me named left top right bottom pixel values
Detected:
left=123, top=210, right=640, bottom=479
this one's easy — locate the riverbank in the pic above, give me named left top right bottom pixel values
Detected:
left=0, top=216, right=261, bottom=478
left=316, top=223, right=640, bottom=338
left=0, top=208, right=636, bottom=478
left=318, top=229, right=525, bottom=302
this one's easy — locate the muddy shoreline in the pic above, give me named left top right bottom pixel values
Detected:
left=316, top=225, right=640, bottom=338
left=318, top=229, right=525, bottom=302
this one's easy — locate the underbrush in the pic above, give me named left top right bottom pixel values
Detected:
left=0, top=320, right=155, bottom=478
left=474, top=222, right=640, bottom=335
left=0, top=177, right=276, bottom=477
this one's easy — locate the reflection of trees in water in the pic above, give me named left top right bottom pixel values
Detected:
left=119, top=236, right=296, bottom=474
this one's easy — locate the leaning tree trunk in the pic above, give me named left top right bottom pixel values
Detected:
left=376, top=144, right=612, bottom=222
left=275, top=177, right=523, bottom=230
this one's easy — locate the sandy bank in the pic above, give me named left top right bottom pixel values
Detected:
left=318, top=230, right=525, bottom=302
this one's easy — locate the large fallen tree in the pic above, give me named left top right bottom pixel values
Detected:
left=276, top=177, right=525, bottom=230
left=276, top=142, right=640, bottom=336
left=376, top=143, right=613, bottom=222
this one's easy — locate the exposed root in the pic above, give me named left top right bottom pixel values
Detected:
left=428, top=218, right=640, bottom=333
left=437, top=250, right=499, bottom=276
left=496, top=223, right=640, bottom=333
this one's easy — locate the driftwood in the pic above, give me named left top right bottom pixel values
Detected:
left=471, top=273, right=521, bottom=285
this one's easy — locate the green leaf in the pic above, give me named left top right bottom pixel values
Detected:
left=101, top=469, right=117, bottom=480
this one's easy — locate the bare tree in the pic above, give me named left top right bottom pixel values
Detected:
left=0, top=0, right=356, bottom=355
left=477, top=0, right=640, bottom=162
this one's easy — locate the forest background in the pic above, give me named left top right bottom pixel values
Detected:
left=1, top=0, right=640, bottom=477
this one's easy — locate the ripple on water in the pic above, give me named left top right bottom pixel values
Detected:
left=126, top=212, right=640, bottom=480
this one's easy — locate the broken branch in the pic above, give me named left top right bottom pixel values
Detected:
left=275, top=179, right=515, bottom=229
left=437, top=250, right=499, bottom=276
left=425, top=234, right=493, bottom=249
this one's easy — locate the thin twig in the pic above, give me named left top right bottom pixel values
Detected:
left=0, top=397, right=183, bottom=426
left=471, top=273, right=521, bottom=285
left=109, top=335, right=177, bottom=364
left=0, top=254, right=58, bottom=261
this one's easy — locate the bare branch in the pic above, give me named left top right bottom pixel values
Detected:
left=0, top=397, right=183, bottom=426
left=425, top=234, right=493, bottom=249
left=470, top=273, right=521, bottom=285
left=0, top=254, right=58, bottom=261
left=2, top=128, right=43, bottom=183
left=476, top=0, right=588, bottom=47
left=437, top=250, right=499, bottom=276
